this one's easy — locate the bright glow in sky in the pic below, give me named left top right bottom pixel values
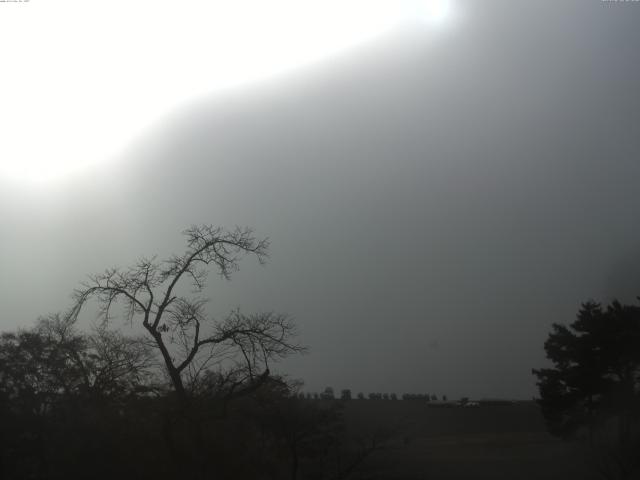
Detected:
left=0, top=0, right=454, bottom=183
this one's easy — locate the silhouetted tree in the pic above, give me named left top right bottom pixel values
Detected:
left=252, top=384, right=345, bottom=480
left=321, top=386, right=335, bottom=400
left=533, top=300, right=640, bottom=478
left=356, top=392, right=365, bottom=400
left=533, top=300, right=640, bottom=438
left=69, top=225, right=304, bottom=402
left=0, top=314, right=153, bottom=410
left=0, top=316, right=159, bottom=480
left=67, top=225, right=305, bottom=479
left=340, top=389, right=352, bottom=401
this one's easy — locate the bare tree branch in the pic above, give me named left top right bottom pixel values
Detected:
left=68, top=225, right=299, bottom=402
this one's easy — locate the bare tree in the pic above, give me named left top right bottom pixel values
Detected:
left=69, top=225, right=304, bottom=402
left=0, top=313, right=155, bottom=424
left=36, top=313, right=156, bottom=400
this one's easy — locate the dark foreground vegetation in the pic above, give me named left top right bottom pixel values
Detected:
left=1, top=225, right=639, bottom=479
left=0, top=226, right=374, bottom=480
left=0, top=317, right=360, bottom=480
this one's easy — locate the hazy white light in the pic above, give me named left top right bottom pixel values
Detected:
left=0, top=0, right=453, bottom=183
left=426, top=0, right=453, bottom=25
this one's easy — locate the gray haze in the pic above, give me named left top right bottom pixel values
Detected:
left=1, top=0, right=639, bottom=399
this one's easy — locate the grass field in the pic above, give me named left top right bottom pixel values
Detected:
left=341, top=401, right=592, bottom=479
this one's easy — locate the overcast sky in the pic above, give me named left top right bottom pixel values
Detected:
left=1, top=0, right=639, bottom=399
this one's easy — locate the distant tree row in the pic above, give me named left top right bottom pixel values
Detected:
left=366, top=392, right=398, bottom=400
left=297, top=390, right=448, bottom=402
left=402, top=394, right=446, bottom=401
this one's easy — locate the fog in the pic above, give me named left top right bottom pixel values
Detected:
left=1, top=0, right=639, bottom=399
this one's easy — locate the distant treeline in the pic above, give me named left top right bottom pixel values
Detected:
left=298, top=390, right=517, bottom=406
left=298, top=389, right=448, bottom=402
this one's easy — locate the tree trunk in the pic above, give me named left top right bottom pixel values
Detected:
left=290, top=442, right=299, bottom=480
